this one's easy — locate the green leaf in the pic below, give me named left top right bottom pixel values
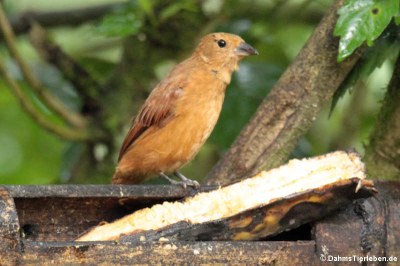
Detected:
left=334, top=0, right=399, bottom=62
left=330, top=24, right=400, bottom=115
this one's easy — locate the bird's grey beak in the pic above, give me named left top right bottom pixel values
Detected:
left=235, top=42, right=259, bottom=56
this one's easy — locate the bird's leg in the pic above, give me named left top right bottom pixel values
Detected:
left=159, top=172, right=181, bottom=185
left=174, top=171, right=200, bottom=188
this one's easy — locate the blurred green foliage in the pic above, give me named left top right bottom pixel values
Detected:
left=96, top=1, right=142, bottom=37
left=0, top=0, right=397, bottom=184
left=0, top=78, right=63, bottom=183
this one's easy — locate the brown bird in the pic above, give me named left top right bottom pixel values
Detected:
left=113, top=32, right=258, bottom=187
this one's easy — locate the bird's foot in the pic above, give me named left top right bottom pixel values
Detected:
left=159, top=172, right=200, bottom=188
left=175, top=171, right=200, bottom=188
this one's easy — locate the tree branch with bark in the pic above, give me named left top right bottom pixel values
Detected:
left=7, top=3, right=119, bottom=35
left=205, top=0, right=365, bottom=185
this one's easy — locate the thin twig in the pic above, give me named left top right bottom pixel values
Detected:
left=0, top=3, right=87, bottom=128
left=29, top=22, right=101, bottom=114
left=0, top=60, right=90, bottom=141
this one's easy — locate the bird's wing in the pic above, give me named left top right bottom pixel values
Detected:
left=118, top=79, right=184, bottom=161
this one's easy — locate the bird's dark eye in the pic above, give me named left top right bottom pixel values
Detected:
left=217, top=39, right=226, bottom=48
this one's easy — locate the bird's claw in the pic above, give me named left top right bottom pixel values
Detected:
left=159, top=171, right=200, bottom=189
left=174, top=171, right=200, bottom=189
left=179, top=179, right=200, bottom=189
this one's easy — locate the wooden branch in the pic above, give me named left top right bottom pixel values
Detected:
left=77, top=150, right=374, bottom=242
left=1, top=181, right=398, bottom=264
left=29, top=22, right=101, bottom=115
left=0, top=60, right=90, bottom=141
left=205, top=0, right=366, bottom=185
left=364, top=53, right=400, bottom=180
left=0, top=3, right=86, bottom=128
left=7, top=3, right=118, bottom=35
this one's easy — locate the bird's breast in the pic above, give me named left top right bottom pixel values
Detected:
left=172, top=78, right=226, bottom=160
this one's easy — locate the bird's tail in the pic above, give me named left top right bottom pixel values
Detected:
left=112, top=168, right=147, bottom=184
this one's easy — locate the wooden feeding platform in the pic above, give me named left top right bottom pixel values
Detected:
left=1, top=152, right=399, bottom=265
left=0, top=181, right=399, bottom=265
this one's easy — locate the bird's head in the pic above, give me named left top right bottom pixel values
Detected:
left=194, top=32, right=258, bottom=67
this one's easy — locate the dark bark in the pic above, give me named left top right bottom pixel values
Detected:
left=205, top=0, right=365, bottom=185
left=364, top=53, right=400, bottom=180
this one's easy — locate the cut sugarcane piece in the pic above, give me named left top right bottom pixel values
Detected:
left=77, top=150, right=375, bottom=242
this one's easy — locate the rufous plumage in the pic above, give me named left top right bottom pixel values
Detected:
left=113, top=32, right=258, bottom=186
